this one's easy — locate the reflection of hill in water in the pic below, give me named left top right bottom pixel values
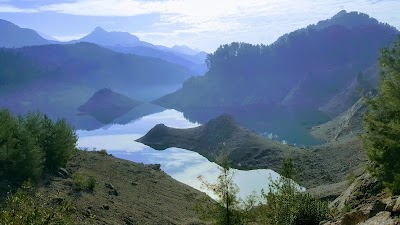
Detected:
left=74, top=103, right=165, bottom=131
left=180, top=104, right=330, bottom=146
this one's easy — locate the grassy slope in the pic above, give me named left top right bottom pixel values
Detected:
left=34, top=151, right=210, bottom=225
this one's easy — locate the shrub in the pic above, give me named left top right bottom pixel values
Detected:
left=0, top=110, right=77, bottom=183
left=72, top=172, right=96, bottom=192
left=258, top=159, right=329, bottom=225
left=0, top=181, right=73, bottom=224
left=98, top=149, right=109, bottom=156
left=362, top=36, right=400, bottom=194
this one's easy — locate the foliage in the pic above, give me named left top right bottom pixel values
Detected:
left=0, top=181, right=74, bottom=225
left=258, top=159, right=329, bottom=225
left=72, top=172, right=96, bottom=192
left=0, top=109, right=77, bottom=183
left=362, top=36, right=400, bottom=194
left=98, top=149, right=109, bottom=156
left=197, top=152, right=245, bottom=225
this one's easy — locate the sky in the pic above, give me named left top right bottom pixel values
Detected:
left=0, top=0, right=399, bottom=52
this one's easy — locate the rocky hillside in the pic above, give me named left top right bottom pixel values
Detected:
left=78, top=88, right=143, bottom=123
left=311, top=97, right=367, bottom=142
left=137, top=114, right=365, bottom=188
left=322, top=173, right=400, bottom=225
left=33, top=150, right=210, bottom=225
left=137, top=114, right=297, bottom=171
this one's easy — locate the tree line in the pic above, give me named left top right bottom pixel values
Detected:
left=0, top=109, right=77, bottom=183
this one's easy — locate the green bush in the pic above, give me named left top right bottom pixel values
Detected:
left=98, top=149, right=109, bottom=156
left=259, top=176, right=329, bottom=225
left=362, top=36, right=400, bottom=194
left=72, top=172, right=96, bottom=192
left=0, top=181, right=73, bottom=225
left=0, top=109, right=77, bottom=183
left=257, top=159, right=329, bottom=225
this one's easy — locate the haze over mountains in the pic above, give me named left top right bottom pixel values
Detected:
left=155, top=11, right=398, bottom=119
left=0, top=10, right=398, bottom=135
left=0, top=19, right=207, bottom=75
left=73, top=27, right=207, bottom=75
left=0, top=19, right=52, bottom=47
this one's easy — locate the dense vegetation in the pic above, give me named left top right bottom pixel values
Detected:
left=363, top=36, right=400, bottom=194
left=0, top=109, right=77, bottom=182
left=155, top=11, right=398, bottom=116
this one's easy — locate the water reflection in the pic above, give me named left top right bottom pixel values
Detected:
left=180, top=104, right=329, bottom=146
left=77, top=109, right=281, bottom=200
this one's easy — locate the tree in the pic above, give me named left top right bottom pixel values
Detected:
left=0, top=110, right=78, bottom=182
left=362, top=36, right=400, bottom=194
left=197, top=152, right=243, bottom=225
left=258, top=159, right=329, bottom=225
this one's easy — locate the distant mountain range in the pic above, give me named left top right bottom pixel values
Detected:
left=73, top=27, right=207, bottom=75
left=0, top=19, right=52, bottom=47
left=0, top=42, right=190, bottom=127
left=0, top=19, right=208, bottom=75
left=154, top=11, right=399, bottom=119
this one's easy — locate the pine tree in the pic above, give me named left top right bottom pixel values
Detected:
left=197, top=151, right=243, bottom=225
left=363, top=36, right=400, bottom=194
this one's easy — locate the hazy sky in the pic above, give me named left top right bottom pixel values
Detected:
left=0, top=0, right=399, bottom=52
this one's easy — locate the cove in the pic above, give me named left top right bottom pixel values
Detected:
left=77, top=109, right=282, bottom=200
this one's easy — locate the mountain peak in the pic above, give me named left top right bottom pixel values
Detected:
left=93, top=26, right=106, bottom=33
left=78, top=27, right=140, bottom=47
left=315, top=10, right=383, bottom=29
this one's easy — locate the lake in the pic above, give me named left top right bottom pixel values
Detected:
left=77, top=109, right=282, bottom=200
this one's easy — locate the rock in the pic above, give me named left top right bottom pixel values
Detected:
left=83, top=208, right=92, bottom=217
left=105, top=182, right=115, bottom=189
left=382, top=197, right=397, bottom=212
left=109, top=189, right=119, bottom=196
left=57, top=168, right=69, bottom=178
left=393, top=196, right=400, bottom=213
left=358, top=211, right=398, bottom=225
left=329, top=173, right=382, bottom=213
left=105, top=182, right=119, bottom=196
left=124, top=217, right=135, bottom=225
left=149, top=164, right=161, bottom=171
left=341, top=210, right=369, bottom=225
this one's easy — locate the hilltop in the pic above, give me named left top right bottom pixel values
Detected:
left=78, top=88, right=143, bottom=123
left=154, top=11, right=398, bottom=119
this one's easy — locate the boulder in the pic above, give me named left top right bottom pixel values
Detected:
left=393, top=196, right=400, bottom=213
left=358, top=211, right=399, bottom=225
left=57, top=168, right=69, bottom=178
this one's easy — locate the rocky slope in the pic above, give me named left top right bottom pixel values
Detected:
left=137, top=114, right=365, bottom=188
left=78, top=88, right=143, bottom=123
left=311, top=97, right=367, bottom=142
left=137, top=114, right=297, bottom=171
left=34, top=151, right=210, bottom=225
left=322, top=173, right=400, bottom=225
